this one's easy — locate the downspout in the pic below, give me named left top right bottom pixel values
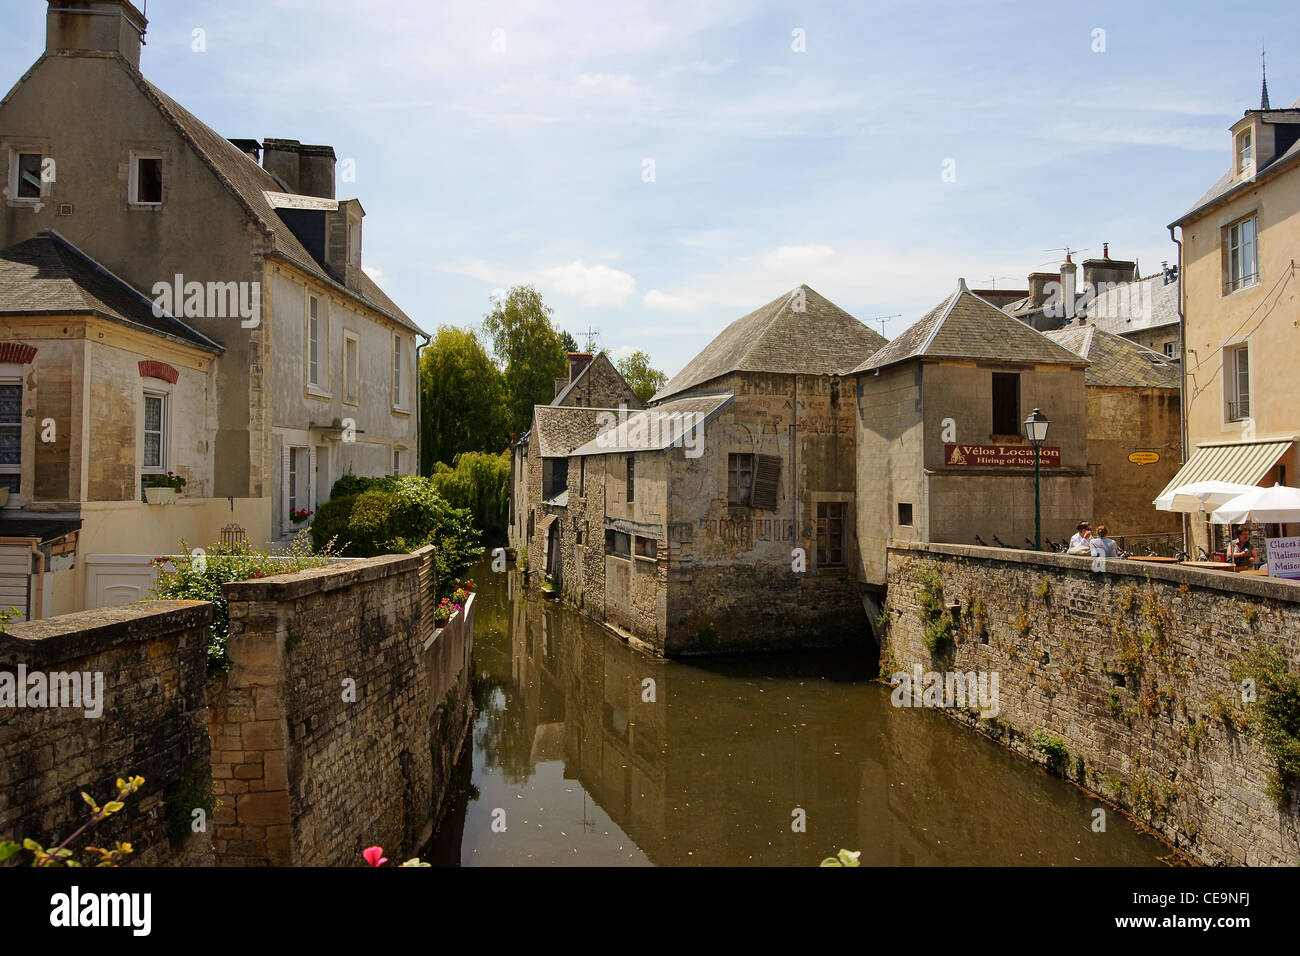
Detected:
left=415, top=332, right=431, bottom=475
left=1168, top=224, right=1189, bottom=552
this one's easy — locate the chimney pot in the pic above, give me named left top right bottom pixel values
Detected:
left=1103, top=242, right=1110, bottom=259
left=45, top=0, right=148, bottom=70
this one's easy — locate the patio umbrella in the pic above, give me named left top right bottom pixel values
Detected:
left=1154, top=480, right=1258, bottom=513
left=1210, top=484, right=1300, bottom=524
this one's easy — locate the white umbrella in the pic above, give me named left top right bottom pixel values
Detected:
left=1154, top=480, right=1258, bottom=513
left=1210, top=484, right=1300, bottom=524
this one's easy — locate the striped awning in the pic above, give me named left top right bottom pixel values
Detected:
left=1155, top=439, right=1293, bottom=502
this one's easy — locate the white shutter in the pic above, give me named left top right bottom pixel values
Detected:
left=280, top=444, right=291, bottom=537
left=308, top=445, right=318, bottom=511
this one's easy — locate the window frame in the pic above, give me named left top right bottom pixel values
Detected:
left=8, top=149, right=45, bottom=202
left=1224, top=214, right=1259, bottom=294
left=605, top=529, right=632, bottom=559
left=1225, top=343, right=1251, bottom=423
left=141, top=390, right=168, bottom=474
left=1163, top=341, right=1178, bottom=359
left=391, top=332, right=407, bottom=411
left=306, top=294, right=324, bottom=390
left=128, top=149, right=164, bottom=206
left=990, top=372, right=1021, bottom=438
left=626, top=455, right=635, bottom=503
left=0, top=376, right=23, bottom=495
left=727, top=452, right=754, bottom=505
left=1237, top=128, right=1253, bottom=176
left=342, top=329, right=360, bottom=405
left=815, top=500, right=846, bottom=567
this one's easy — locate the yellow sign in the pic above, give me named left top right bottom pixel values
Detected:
left=1128, top=451, right=1160, bottom=466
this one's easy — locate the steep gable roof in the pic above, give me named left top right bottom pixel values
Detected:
left=1171, top=109, right=1300, bottom=228
left=533, top=405, right=618, bottom=458
left=1044, top=326, right=1180, bottom=389
left=852, top=280, right=1088, bottom=373
left=653, top=284, right=887, bottom=402
left=552, top=351, right=641, bottom=408
left=0, top=232, right=222, bottom=352
left=570, top=392, right=734, bottom=456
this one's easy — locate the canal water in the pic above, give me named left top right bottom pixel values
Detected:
left=425, top=558, right=1172, bottom=866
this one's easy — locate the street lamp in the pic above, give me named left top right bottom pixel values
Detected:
left=1024, top=408, right=1051, bottom=551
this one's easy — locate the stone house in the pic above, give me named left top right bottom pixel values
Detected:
left=1163, top=86, right=1300, bottom=555
left=0, top=1, right=423, bottom=616
left=850, top=280, right=1094, bottom=599
left=1080, top=271, right=1182, bottom=359
left=1044, top=325, right=1182, bottom=535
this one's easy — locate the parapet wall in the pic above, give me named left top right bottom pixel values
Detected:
left=883, top=541, right=1300, bottom=865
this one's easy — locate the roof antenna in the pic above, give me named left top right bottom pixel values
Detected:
left=1261, top=41, right=1271, bottom=110
left=579, top=326, right=601, bottom=352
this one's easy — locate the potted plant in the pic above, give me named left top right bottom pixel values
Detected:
left=290, top=507, right=314, bottom=525
left=144, top=472, right=186, bottom=505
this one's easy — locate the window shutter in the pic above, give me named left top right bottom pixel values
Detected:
left=280, top=445, right=291, bottom=537
left=749, top=454, right=781, bottom=510
left=307, top=445, right=318, bottom=511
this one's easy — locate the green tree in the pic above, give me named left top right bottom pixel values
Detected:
left=558, top=329, right=580, bottom=353
left=481, top=285, right=568, bottom=436
left=616, top=350, right=668, bottom=403
left=419, top=325, right=508, bottom=473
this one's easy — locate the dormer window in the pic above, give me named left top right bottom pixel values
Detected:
left=1237, top=128, right=1253, bottom=176
left=348, top=210, right=362, bottom=269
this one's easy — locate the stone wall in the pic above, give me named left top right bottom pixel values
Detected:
left=206, top=547, right=473, bottom=865
left=1085, top=386, right=1181, bottom=535
left=883, top=541, right=1300, bottom=865
left=0, top=601, right=214, bottom=866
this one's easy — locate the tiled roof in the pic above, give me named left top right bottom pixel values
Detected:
left=1083, top=274, right=1180, bottom=335
left=571, top=392, right=734, bottom=456
left=533, top=406, right=617, bottom=458
left=653, top=285, right=887, bottom=401
left=1044, top=326, right=1180, bottom=389
left=133, top=76, right=423, bottom=336
left=0, top=233, right=222, bottom=352
left=852, top=281, right=1087, bottom=373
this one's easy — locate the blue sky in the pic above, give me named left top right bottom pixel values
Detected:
left=3, top=0, right=1297, bottom=376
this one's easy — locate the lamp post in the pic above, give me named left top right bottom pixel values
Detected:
left=1024, top=407, right=1051, bottom=551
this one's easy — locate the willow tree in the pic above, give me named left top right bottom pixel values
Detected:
left=419, top=325, right=508, bottom=473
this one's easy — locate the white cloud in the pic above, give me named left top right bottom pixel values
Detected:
left=538, top=260, right=637, bottom=306
left=607, top=345, right=638, bottom=361
left=644, top=289, right=699, bottom=313
left=361, top=264, right=387, bottom=284
left=762, top=244, right=836, bottom=270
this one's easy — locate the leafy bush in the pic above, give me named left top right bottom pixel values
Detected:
left=310, top=494, right=358, bottom=553
left=150, top=535, right=332, bottom=676
left=915, top=563, right=953, bottom=652
left=1231, top=644, right=1300, bottom=809
left=1032, top=730, right=1069, bottom=768
left=428, top=451, right=510, bottom=542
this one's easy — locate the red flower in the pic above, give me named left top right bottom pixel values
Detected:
left=362, top=846, right=387, bottom=867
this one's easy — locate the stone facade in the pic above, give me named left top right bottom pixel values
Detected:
left=1082, top=386, right=1182, bottom=535
left=1, top=600, right=214, bottom=866
left=883, top=541, right=1300, bottom=865
left=206, top=547, right=473, bottom=865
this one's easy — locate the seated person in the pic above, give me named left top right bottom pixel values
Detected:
left=1227, top=527, right=1258, bottom=569
left=1089, top=524, right=1119, bottom=559
left=1068, top=521, right=1092, bottom=554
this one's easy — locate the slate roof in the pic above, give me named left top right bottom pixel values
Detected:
left=132, top=77, right=423, bottom=336
left=1044, top=326, right=1180, bottom=389
left=552, top=351, right=640, bottom=408
left=1083, top=274, right=1180, bottom=335
left=652, top=285, right=887, bottom=402
left=533, top=406, right=617, bottom=458
left=0, top=233, right=222, bottom=352
left=852, top=280, right=1088, bottom=373
left=571, top=392, right=734, bottom=456
left=1170, top=109, right=1300, bottom=227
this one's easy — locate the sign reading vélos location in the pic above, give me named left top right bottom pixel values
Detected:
left=944, top=444, right=1061, bottom=468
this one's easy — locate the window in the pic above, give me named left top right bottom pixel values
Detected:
left=544, top=458, right=568, bottom=500
left=816, top=501, right=845, bottom=566
left=1226, top=215, right=1259, bottom=293
left=728, top=453, right=754, bottom=504
left=392, top=335, right=404, bottom=408
left=129, top=151, right=162, bottom=205
left=1227, top=344, right=1250, bottom=422
left=343, top=331, right=359, bottom=404
left=626, top=456, right=635, bottom=503
left=288, top=448, right=300, bottom=515
left=634, top=536, right=657, bottom=560
left=898, top=502, right=913, bottom=527
left=1163, top=341, right=1179, bottom=359
left=142, top=392, right=166, bottom=472
left=579, top=457, right=585, bottom=496
left=0, top=381, right=21, bottom=494
left=392, top=448, right=402, bottom=474
left=1237, top=128, right=1253, bottom=175
left=991, top=372, right=1020, bottom=436
left=12, top=152, right=42, bottom=200
left=307, top=296, right=322, bottom=388
left=605, top=529, right=631, bottom=558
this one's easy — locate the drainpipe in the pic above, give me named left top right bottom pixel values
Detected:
left=1169, top=224, right=1189, bottom=552
left=416, top=332, right=431, bottom=475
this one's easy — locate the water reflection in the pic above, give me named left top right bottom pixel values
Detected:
left=426, top=561, right=1169, bottom=866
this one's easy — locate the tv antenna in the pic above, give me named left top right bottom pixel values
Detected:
left=1041, top=246, right=1088, bottom=266
left=578, top=326, right=601, bottom=352
left=975, top=276, right=1014, bottom=289
left=865, top=314, right=902, bottom=335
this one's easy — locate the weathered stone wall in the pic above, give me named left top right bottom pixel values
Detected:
left=207, top=548, right=473, bottom=865
left=1085, top=386, right=1182, bottom=535
left=883, top=541, right=1300, bottom=865
left=0, top=601, right=214, bottom=866
left=553, top=353, right=643, bottom=410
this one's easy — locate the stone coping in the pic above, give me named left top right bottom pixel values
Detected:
left=221, top=551, right=423, bottom=602
left=887, top=540, right=1300, bottom=604
left=0, top=600, right=212, bottom=667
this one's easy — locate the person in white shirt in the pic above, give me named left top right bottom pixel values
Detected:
left=1068, top=521, right=1092, bottom=553
left=1090, top=524, right=1120, bottom=558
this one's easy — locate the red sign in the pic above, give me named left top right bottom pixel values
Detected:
left=944, top=444, right=1060, bottom=468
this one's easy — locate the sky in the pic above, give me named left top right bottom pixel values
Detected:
left=3, top=0, right=1298, bottom=377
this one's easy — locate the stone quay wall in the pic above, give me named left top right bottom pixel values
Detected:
left=206, top=546, right=474, bottom=866
left=1, top=601, right=214, bottom=866
left=883, top=541, right=1300, bottom=866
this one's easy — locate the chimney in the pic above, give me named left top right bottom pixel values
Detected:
left=1082, top=243, right=1137, bottom=301
left=46, top=0, right=147, bottom=71
left=262, top=139, right=302, bottom=193
left=1060, top=256, right=1077, bottom=319
left=1027, top=272, right=1057, bottom=308
left=228, top=138, right=262, bottom=163
left=297, top=144, right=337, bottom=200
left=568, top=352, right=593, bottom=381
left=323, top=198, right=364, bottom=289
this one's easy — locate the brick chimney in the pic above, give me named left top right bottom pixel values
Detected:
left=261, top=140, right=336, bottom=199
left=323, top=198, right=364, bottom=289
left=1027, top=272, right=1057, bottom=308
left=568, top=352, right=594, bottom=381
left=1082, top=242, right=1137, bottom=299
left=1059, top=255, right=1077, bottom=319
left=46, top=0, right=147, bottom=71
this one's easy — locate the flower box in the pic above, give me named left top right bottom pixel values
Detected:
left=144, top=487, right=177, bottom=505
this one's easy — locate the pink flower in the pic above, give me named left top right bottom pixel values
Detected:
left=362, top=846, right=387, bottom=867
